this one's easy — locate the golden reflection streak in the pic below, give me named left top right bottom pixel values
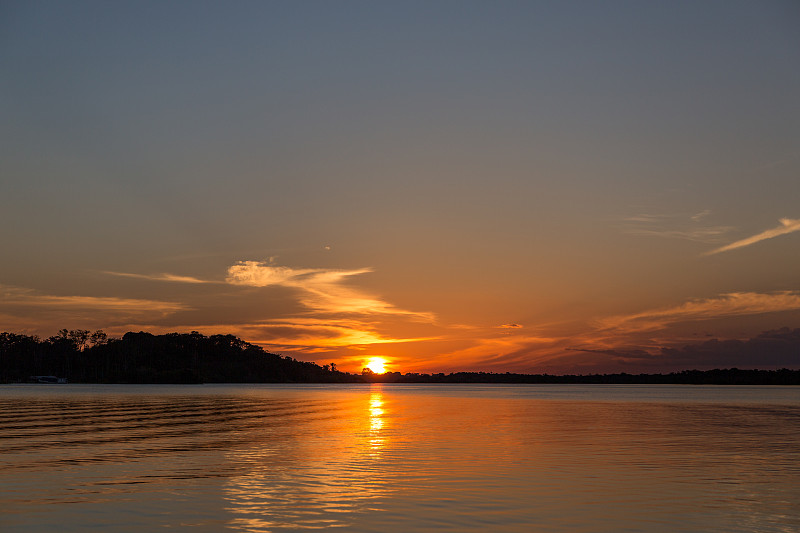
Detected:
left=221, top=390, right=393, bottom=531
left=368, top=387, right=385, bottom=456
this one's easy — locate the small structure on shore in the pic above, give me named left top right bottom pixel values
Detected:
left=29, top=375, right=68, bottom=384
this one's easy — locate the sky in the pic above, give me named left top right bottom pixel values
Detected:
left=2, top=0, right=799, bottom=374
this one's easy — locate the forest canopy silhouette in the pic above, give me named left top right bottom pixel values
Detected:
left=1, top=329, right=798, bottom=385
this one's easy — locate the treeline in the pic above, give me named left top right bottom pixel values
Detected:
left=1, top=330, right=798, bottom=384
left=0, top=330, right=353, bottom=383
left=363, top=368, right=800, bottom=385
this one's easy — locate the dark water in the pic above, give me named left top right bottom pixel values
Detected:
left=1, top=384, right=798, bottom=532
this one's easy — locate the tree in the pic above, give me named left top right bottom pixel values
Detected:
left=90, top=330, right=108, bottom=346
left=68, top=329, right=91, bottom=352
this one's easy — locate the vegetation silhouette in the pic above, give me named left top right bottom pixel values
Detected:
left=1, top=329, right=798, bottom=385
left=0, top=330, right=351, bottom=384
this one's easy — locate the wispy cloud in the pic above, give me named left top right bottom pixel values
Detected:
left=111, top=318, right=435, bottom=354
left=86, top=260, right=436, bottom=360
left=0, top=285, right=187, bottom=315
left=626, top=227, right=733, bottom=242
left=102, top=271, right=215, bottom=284
left=596, top=291, right=800, bottom=334
left=573, top=328, right=800, bottom=372
left=225, top=260, right=433, bottom=319
left=704, top=218, right=800, bottom=255
left=622, top=211, right=733, bottom=243
left=624, top=214, right=665, bottom=223
left=690, top=209, right=711, bottom=222
left=244, top=318, right=435, bottom=348
left=534, top=292, right=800, bottom=373
left=427, top=332, right=562, bottom=372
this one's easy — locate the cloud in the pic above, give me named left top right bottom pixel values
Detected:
left=81, top=260, right=437, bottom=362
left=245, top=318, right=435, bottom=348
left=626, top=227, right=733, bottom=242
left=597, top=291, right=800, bottom=334
left=109, top=318, right=435, bottom=356
left=0, top=285, right=187, bottom=316
left=578, top=328, right=800, bottom=371
left=225, top=260, right=433, bottom=319
left=622, top=212, right=733, bottom=243
left=545, top=291, right=800, bottom=373
left=102, top=271, right=215, bottom=284
left=405, top=321, right=564, bottom=372
left=655, top=328, right=800, bottom=369
left=459, top=335, right=561, bottom=367
left=705, top=218, right=800, bottom=255
left=624, top=214, right=665, bottom=223
left=225, top=261, right=325, bottom=287
left=215, top=260, right=438, bottom=360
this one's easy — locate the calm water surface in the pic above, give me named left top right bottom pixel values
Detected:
left=1, top=384, right=798, bottom=532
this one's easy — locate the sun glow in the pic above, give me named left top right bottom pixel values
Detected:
left=365, top=357, right=387, bottom=374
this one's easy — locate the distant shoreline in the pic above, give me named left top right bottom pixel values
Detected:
left=2, top=330, right=798, bottom=385
left=357, top=368, right=800, bottom=385
left=7, top=369, right=800, bottom=386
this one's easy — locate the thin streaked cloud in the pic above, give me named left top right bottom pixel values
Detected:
left=84, top=261, right=437, bottom=359
left=0, top=285, right=188, bottom=315
left=626, top=227, right=733, bottom=242
left=108, top=319, right=436, bottom=354
left=226, top=260, right=434, bottom=319
left=246, top=319, right=435, bottom=349
left=623, top=214, right=666, bottom=223
left=430, top=333, right=563, bottom=372
left=571, top=328, right=800, bottom=373
left=704, top=218, right=800, bottom=255
left=496, top=292, right=800, bottom=373
left=596, top=291, right=800, bottom=334
left=622, top=211, right=733, bottom=244
left=102, top=271, right=216, bottom=284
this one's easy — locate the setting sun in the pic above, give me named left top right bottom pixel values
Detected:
left=365, top=357, right=387, bottom=374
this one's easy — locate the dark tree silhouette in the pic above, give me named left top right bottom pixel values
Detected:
left=1, top=329, right=798, bottom=384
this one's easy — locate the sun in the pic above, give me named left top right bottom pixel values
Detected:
left=365, top=357, right=387, bottom=374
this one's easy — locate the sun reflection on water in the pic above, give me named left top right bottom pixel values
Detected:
left=368, top=388, right=385, bottom=455
left=221, top=389, right=392, bottom=531
left=2, top=386, right=798, bottom=532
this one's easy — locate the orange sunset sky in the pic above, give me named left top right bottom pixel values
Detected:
left=2, top=1, right=799, bottom=373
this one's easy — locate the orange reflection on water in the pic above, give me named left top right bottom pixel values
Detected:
left=222, top=388, right=394, bottom=531
left=368, top=387, right=385, bottom=455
